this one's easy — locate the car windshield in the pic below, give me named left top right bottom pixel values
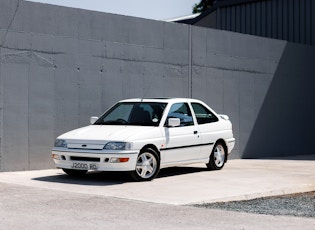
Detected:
left=94, top=102, right=167, bottom=126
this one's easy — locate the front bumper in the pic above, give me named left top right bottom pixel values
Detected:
left=51, top=149, right=139, bottom=171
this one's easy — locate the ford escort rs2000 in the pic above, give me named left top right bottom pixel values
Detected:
left=52, top=98, right=235, bottom=181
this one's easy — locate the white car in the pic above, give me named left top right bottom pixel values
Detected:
left=52, top=98, right=235, bottom=181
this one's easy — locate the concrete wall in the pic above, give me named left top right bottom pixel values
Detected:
left=0, top=0, right=313, bottom=171
left=191, top=27, right=315, bottom=158
left=243, top=43, right=315, bottom=158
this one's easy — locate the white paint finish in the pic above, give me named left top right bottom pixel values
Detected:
left=162, top=125, right=201, bottom=163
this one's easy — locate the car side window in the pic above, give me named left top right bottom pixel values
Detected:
left=191, top=103, right=218, bottom=124
left=166, top=103, right=194, bottom=126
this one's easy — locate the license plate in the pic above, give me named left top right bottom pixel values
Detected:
left=72, top=162, right=98, bottom=170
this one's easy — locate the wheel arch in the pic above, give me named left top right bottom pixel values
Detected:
left=140, top=144, right=160, bottom=158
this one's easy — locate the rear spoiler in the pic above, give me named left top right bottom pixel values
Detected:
left=218, top=114, right=230, bottom=120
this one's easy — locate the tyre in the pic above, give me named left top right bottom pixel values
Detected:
left=206, top=142, right=226, bottom=170
left=62, top=168, right=88, bottom=176
left=130, top=148, right=160, bottom=181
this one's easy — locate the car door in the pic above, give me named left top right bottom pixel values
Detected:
left=161, top=102, right=201, bottom=164
left=191, top=102, right=221, bottom=159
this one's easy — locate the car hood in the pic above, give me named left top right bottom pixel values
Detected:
left=58, top=125, right=159, bottom=143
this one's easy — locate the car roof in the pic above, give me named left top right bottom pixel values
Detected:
left=119, top=98, right=203, bottom=103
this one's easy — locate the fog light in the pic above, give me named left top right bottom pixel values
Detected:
left=110, top=157, right=129, bottom=163
left=51, top=154, right=60, bottom=160
left=110, top=158, right=119, bottom=163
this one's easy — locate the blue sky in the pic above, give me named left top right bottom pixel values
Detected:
left=26, top=0, right=199, bottom=20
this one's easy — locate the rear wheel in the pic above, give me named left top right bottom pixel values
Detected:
left=62, top=168, right=88, bottom=176
left=207, top=142, right=226, bottom=170
left=130, top=148, right=160, bottom=181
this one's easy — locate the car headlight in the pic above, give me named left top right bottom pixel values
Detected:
left=104, top=142, right=131, bottom=150
left=54, top=139, right=67, bottom=148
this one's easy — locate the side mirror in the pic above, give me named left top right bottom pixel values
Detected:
left=90, top=116, right=99, bottom=124
left=167, top=118, right=180, bottom=127
left=219, top=114, right=230, bottom=120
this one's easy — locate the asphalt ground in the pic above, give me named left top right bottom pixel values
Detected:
left=195, top=191, right=315, bottom=218
left=0, top=155, right=315, bottom=229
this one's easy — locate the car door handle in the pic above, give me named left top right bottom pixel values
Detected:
left=193, top=130, right=198, bottom=134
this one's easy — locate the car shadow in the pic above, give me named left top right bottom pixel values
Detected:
left=157, top=166, right=208, bottom=179
left=32, top=166, right=209, bottom=185
left=32, top=171, right=129, bottom=186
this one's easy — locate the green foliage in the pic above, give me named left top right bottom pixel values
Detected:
left=193, top=0, right=216, bottom=13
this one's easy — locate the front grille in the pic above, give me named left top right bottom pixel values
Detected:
left=70, top=156, right=100, bottom=162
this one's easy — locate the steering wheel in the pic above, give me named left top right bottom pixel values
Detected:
left=116, top=119, right=127, bottom=124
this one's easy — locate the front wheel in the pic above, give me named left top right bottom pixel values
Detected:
left=62, top=168, right=88, bottom=176
left=130, top=148, right=160, bottom=181
left=206, top=142, right=226, bottom=170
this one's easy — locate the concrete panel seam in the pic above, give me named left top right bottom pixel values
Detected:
left=0, top=48, right=2, bottom=171
left=205, top=52, right=279, bottom=63
left=188, top=25, right=192, bottom=98
left=1, top=50, right=54, bottom=67
left=1, top=45, right=64, bottom=56
left=193, top=64, right=270, bottom=75
left=27, top=63, right=30, bottom=170
left=103, top=40, right=179, bottom=50
left=93, top=54, right=187, bottom=68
